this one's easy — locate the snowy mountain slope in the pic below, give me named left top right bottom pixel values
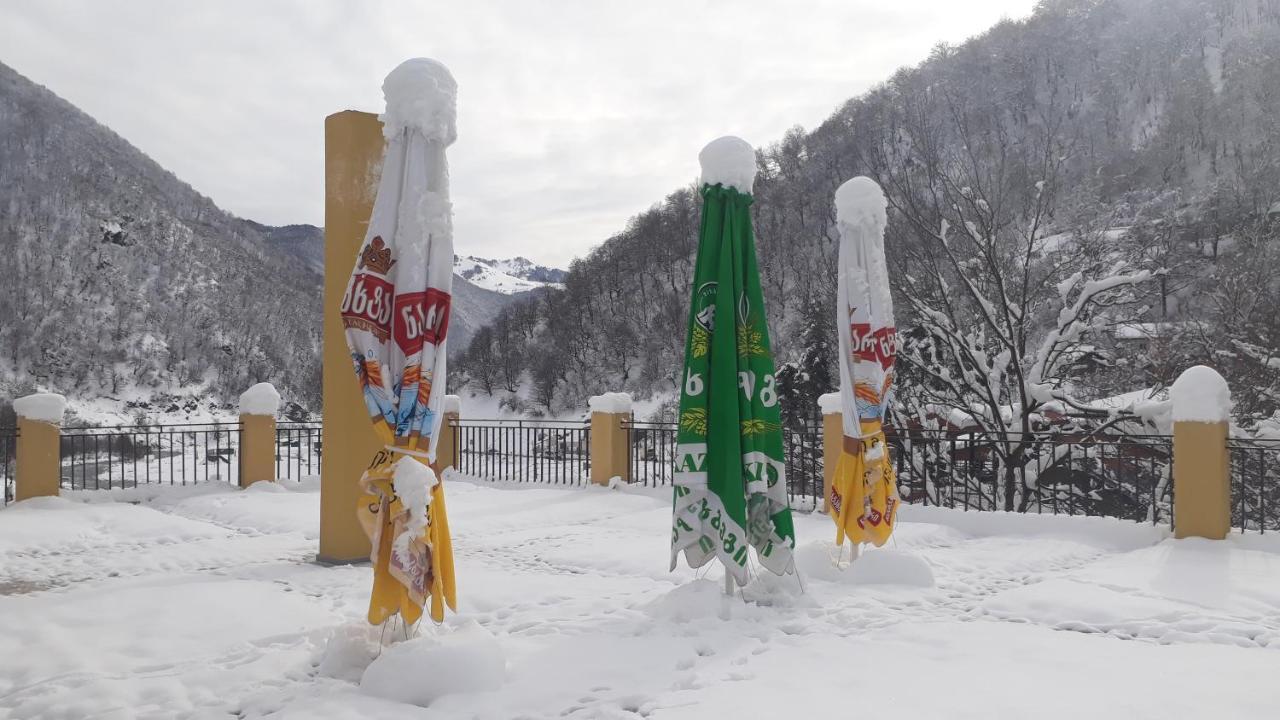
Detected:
left=454, top=255, right=566, bottom=294
left=246, top=223, right=546, bottom=353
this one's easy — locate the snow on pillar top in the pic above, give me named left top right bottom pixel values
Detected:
left=818, top=392, right=842, bottom=415
left=443, top=394, right=462, bottom=415
left=14, top=393, right=67, bottom=424
left=835, top=176, right=888, bottom=237
left=1170, top=365, right=1231, bottom=423
left=698, top=136, right=756, bottom=194
left=239, top=382, right=281, bottom=417
left=588, top=392, right=633, bottom=414
left=381, top=58, right=458, bottom=144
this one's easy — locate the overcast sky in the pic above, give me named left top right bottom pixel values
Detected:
left=2, top=0, right=1037, bottom=267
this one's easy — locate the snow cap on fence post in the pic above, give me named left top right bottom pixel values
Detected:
left=239, top=383, right=278, bottom=488
left=1170, top=365, right=1232, bottom=424
left=1170, top=365, right=1231, bottom=540
left=588, top=392, right=632, bottom=487
left=239, top=382, right=281, bottom=417
left=13, top=393, right=67, bottom=425
left=13, top=392, right=65, bottom=501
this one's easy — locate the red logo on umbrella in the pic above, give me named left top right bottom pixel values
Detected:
left=393, top=288, right=452, bottom=355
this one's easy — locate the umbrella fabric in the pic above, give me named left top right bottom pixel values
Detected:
left=671, top=169, right=795, bottom=586
left=341, top=59, right=458, bottom=625
left=827, top=177, right=899, bottom=548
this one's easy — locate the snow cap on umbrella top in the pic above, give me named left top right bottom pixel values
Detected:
left=699, top=136, right=756, bottom=194
left=835, top=176, right=887, bottom=238
left=382, top=58, right=457, bottom=144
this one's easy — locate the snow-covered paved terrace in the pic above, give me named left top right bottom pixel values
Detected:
left=2, top=477, right=1279, bottom=719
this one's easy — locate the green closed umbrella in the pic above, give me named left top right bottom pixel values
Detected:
left=670, top=136, right=796, bottom=588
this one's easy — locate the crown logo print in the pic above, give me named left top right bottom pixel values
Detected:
left=358, top=236, right=395, bottom=275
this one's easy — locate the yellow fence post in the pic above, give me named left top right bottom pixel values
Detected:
left=319, top=110, right=385, bottom=564
left=818, top=393, right=842, bottom=512
left=13, top=393, right=65, bottom=502
left=434, top=394, right=461, bottom=474
left=239, top=382, right=279, bottom=488
left=589, top=393, right=631, bottom=486
left=1171, top=365, right=1232, bottom=540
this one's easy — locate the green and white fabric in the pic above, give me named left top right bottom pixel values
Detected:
left=670, top=136, right=795, bottom=586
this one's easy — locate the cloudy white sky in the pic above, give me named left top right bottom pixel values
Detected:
left=2, top=0, right=1037, bottom=267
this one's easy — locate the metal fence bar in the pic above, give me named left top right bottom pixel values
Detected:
left=1, top=426, right=16, bottom=505
left=58, top=423, right=244, bottom=491
left=1228, top=438, right=1280, bottom=533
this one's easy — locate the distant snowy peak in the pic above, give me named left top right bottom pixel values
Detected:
left=454, top=255, right=566, bottom=295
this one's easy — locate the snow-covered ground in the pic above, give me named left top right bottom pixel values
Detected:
left=2, top=477, right=1279, bottom=719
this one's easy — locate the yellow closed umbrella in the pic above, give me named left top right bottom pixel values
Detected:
left=827, top=177, right=900, bottom=552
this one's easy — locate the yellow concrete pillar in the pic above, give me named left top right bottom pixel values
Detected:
left=819, top=393, right=842, bottom=511
left=239, top=382, right=279, bottom=488
left=588, top=393, right=631, bottom=486
left=1170, top=366, right=1232, bottom=540
left=433, top=395, right=461, bottom=475
left=319, top=110, right=384, bottom=564
left=13, top=393, right=66, bottom=501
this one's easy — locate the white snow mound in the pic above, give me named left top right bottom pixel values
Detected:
left=588, top=392, right=633, bottom=414
left=318, top=623, right=384, bottom=682
left=13, top=393, right=67, bottom=424
left=645, top=579, right=724, bottom=622
left=796, top=541, right=935, bottom=587
left=1170, top=365, right=1231, bottom=423
left=360, top=621, right=504, bottom=706
left=382, top=57, right=458, bottom=143
left=835, top=176, right=888, bottom=236
left=238, top=382, right=280, bottom=416
left=698, top=135, right=756, bottom=194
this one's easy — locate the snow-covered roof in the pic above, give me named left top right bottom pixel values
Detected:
left=1113, top=321, right=1205, bottom=340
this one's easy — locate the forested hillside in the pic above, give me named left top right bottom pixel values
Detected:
left=455, top=0, right=1280, bottom=429
left=0, top=62, right=540, bottom=422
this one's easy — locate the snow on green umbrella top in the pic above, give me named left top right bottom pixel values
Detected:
left=670, top=136, right=796, bottom=587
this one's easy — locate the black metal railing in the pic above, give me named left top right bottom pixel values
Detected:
left=2, top=426, right=16, bottom=505
left=624, top=419, right=828, bottom=508
left=783, top=421, right=825, bottom=510
left=59, top=423, right=243, bottom=491
left=1228, top=437, right=1280, bottom=533
left=627, top=421, right=676, bottom=487
left=888, top=430, right=1174, bottom=524
left=452, top=419, right=591, bottom=485
left=276, top=422, right=323, bottom=480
